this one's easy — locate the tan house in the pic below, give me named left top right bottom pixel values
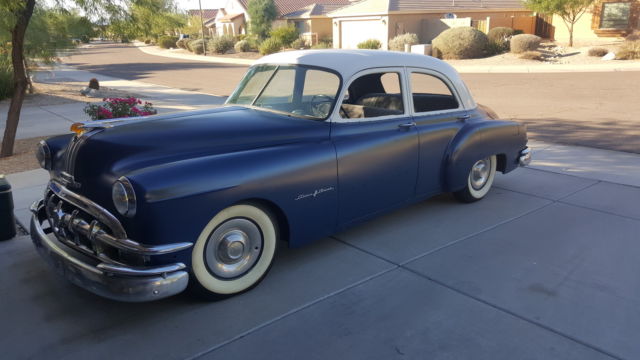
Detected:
left=283, top=2, right=352, bottom=44
left=551, top=0, right=639, bottom=44
left=327, top=0, right=536, bottom=49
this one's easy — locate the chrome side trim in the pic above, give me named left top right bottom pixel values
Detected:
left=519, top=147, right=532, bottom=167
left=30, top=212, right=189, bottom=302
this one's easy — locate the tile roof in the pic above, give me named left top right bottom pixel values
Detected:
left=284, top=3, right=351, bottom=17
left=187, top=9, right=219, bottom=20
left=328, top=0, right=527, bottom=16
left=238, top=0, right=351, bottom=17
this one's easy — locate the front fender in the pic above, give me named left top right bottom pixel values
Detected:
left=121, top=141, right=337, bottom=260
left=443, top=119, right=526, bottom=192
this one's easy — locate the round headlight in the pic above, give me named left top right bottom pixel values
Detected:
left=112, top=177, right=136, bottom=217
left=36, top=140, right=51, bottom=170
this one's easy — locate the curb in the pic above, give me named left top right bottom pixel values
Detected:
left=131, top=42, right=640, bottom=74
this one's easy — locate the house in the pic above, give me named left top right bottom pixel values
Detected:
left=186, top=9, right=219, bottom=36
left=283, top=2, right=352, bottom=44
left=326, top=0, right=536, bottom=49
left=551, top=0, right=639, bottom=44
left=207, top=0, right=352, bottom=38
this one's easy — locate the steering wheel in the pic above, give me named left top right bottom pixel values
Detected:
left=310, top=95, right=334, bottom=118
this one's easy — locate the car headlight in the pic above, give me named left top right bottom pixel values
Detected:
left=112, top=177, right=136, bottom=217
left=36, top=140, right=51, bottom=170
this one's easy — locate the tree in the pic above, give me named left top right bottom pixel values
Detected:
left=247, top=0, right=277, bottom=40
left=524, top=0, right=596, bottom=47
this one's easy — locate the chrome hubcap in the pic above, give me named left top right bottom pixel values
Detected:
left=205, top=218, right=262, bottom=279
left=470, top=157, right=491, bottom=190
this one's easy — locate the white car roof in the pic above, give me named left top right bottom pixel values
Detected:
left=255, top=50, right=476, bottom=110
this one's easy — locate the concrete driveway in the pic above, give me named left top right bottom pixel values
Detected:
left=2, top=142, right=639, bottom=360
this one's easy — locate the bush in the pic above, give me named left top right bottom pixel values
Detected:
left=519, top=51, right=542, bottom=61
left=487, top=27, right=514, bottom=53
left=259, top=37, right=282, bottom=55
left=388, top=33, right=419, bottom=51
left=144, top=39, right=151, bottom=45
left=270, top=25, right=299, bottom=47
left=625, top=30, right=640, bottom=41
left=510, top=34, right=541, bottom=54
left=189, top=39, right=206, bottom=54
left=176, top=38, right=189, bottom=49
left=209, top=35, right=235, bottom=54
left=0, top=53, right=14, bottom=101
left=357, top=39, right=381, bottom=49
left=616, top=40, right=640, bottom=60
left=432, top=27, right=489, bottom=59
left=80, top=35, right=90, bottom=43
left=311, top=41, right=332, bottom=49
left=587, top=47, right=609, bottom=57
left=158, top=36, right=178, bottom=49
left=84, top=97, right=157, bottom=120
left=290, top=38, right=306, bottom=49
left=234, top=40, right=252, bottom=52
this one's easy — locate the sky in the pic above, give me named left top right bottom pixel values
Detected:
left=176, top=0, right=227, bottom=11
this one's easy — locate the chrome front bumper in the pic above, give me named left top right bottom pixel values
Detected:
left=30, top=203, right=189, bottom=302
left=519, top=147, right=532, bottom=166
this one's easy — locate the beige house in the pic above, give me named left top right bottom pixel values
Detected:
left=551, top=0, right=639, bottom=44
left=327, top=0, right=536, bottom=49
left=284, top=3, right=351, bottom=44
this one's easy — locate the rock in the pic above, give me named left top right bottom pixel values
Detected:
left=80, top=86, right=91, bottom=96
left=86, top=88, right=103, bottom=98
left=602, top=52, right=616, bottom=61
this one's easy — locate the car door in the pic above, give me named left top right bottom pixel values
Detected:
left=331, top=68, right=419, bottom=225
left=406, top=68, right=469, bottom=197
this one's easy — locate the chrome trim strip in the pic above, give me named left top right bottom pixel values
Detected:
left=30, top=211, right=189, bottom=302
left=97, top=262, right=186, bottom=276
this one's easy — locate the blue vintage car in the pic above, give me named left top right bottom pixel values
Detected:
left=30, top=50, right=531, bottom=302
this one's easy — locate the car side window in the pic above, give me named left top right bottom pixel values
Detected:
left=339, top=72, right=405, bottom=120
left=410, top=72, right=459, bottom=113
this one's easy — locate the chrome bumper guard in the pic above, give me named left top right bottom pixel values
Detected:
left=519, top=147, right=532, bottom=167
left=30, top=200, right=190, bottom=302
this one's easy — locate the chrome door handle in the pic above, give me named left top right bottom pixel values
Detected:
left=398, top=122, right=416, bottom=129
left=457, top=114, right=471, bottom=121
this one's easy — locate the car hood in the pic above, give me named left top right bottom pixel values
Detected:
left=70, top=106, right=330, bottom=180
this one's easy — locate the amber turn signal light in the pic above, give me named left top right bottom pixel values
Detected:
left=70, top=122, right=86, bottom=136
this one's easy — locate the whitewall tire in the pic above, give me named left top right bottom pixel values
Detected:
left=453, top=155, right=497, bottom=203
left=191, top=204, right=277, bottom=298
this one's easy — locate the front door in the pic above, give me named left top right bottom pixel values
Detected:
left=331, top=69, right=419, bottom=225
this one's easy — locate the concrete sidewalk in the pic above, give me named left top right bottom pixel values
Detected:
left=0, top=63, right=226, bottom=140
left=134, top=42, right=640, bottom=73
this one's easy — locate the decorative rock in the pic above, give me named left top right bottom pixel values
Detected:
left=602, top=52, right=616, bottom=61
left=80, top=86, right=91, bottom=96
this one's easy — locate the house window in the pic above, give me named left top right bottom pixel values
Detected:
left=600, top=2, right=631, bottom=29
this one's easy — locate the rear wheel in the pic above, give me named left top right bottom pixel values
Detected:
left=190, top=204, right=277, bottom=300
left=453, top=155, right=497, bottom=203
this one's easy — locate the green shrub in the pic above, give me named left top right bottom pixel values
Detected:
left=510, top=34, right=541, bottom=54
left=485, top=41, right=507, bottom=56
left=432, top=27, right=489, bottom=59
left=357, top=39, right=381, bottom=49
left=245, top=36, right=261, bottom=51
left=189, top=39, right=206, bottom=54
left=513, top=29, right=524, bottom=36
left=616, top=40, right=640, bottom=60
left=388, top=33, right=419, bottom=51
left=234, top=40, right=252, bottom=52
left=158, top=36, right=178, bottom=49
left=290, top=38, right=306, bottom=49
left=0, top=53, right=14, bottom=101
left=311, top=41, right=332, bottom=49
left=587, top=47, right=608, bottom=57
left=259, top=37, right=282, bottom=55
left=487, top=27, right=514, bottom=53
left=270, top=25, right=299, bottom=47
left=176, top=38, right=188, bottom=49
left=80, top=35, right=90, bottom=43
left=209, top=35, right=235, bottom=54
left=519, top=51, right=542, bottom=60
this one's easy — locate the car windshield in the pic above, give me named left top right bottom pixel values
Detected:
left=226, top=64, right=341, bottom=120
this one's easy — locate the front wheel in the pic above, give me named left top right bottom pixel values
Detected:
left=453, top=155, right=497, bottom=203
left=190, top=204, right=277, bottom=299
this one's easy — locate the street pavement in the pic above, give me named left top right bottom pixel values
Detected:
left=1, top=43, right=640, bottom=359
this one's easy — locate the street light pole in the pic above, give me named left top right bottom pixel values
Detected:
left=198, top=0, right=207, bottom=56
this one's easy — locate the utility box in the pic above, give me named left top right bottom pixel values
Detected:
left=411, top=44, right=432, bottom=56
left=0, top=175, right=17, bottom=240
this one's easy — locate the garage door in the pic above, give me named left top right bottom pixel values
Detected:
left=340, top=20, right=384, bottom=49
